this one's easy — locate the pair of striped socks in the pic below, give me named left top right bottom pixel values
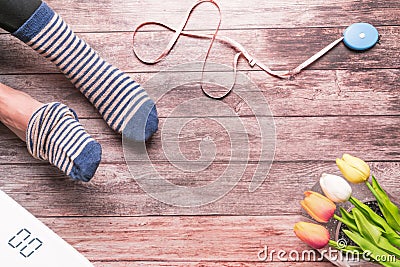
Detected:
left=12, top=2, right=158, bottom=181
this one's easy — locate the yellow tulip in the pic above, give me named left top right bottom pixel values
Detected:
left=336, top=153, right=370, bottom=183
left=294, top=222, right=330, bottom=249
left=301, top=191, right=336, bottom=223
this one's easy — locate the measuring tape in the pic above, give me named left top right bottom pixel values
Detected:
left=132, top=0, right=380, bottom=99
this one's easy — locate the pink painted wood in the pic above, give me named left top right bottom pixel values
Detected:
left=0, top=0, right=399, bottom=266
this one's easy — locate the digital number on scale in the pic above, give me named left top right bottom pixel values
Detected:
left=8, top=228, right=43, bottom=258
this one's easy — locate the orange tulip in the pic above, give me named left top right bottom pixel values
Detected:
left=301, top=191, right=336, bottom=223
left=294, top=222, right=330, bottom=249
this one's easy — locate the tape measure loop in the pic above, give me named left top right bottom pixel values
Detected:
left=132, top=1, right=379, bottom=100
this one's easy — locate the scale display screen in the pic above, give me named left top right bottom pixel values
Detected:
left=8, top=228, right=43, bottom=258
left=0, top=190, right=93, bottom=266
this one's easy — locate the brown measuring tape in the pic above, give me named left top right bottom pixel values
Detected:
left=132, top=0, right=348, bottom=99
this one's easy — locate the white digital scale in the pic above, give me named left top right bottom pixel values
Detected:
left=0, top=190, right=93, bottom=266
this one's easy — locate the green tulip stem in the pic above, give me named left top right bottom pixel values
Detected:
left=349, top=196, right=358, bottom=206
left=328, top=240, right=363, bottom=254
left=366, top=180, right=380, bottom=200
left=334, top=214, right=344, bottom=222
left=333, top=214, right=347, bottom=225
left=333, top=214, right=358, bottom=232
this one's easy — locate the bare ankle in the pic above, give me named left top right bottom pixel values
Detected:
left=0, top=83, right=43, bottom=139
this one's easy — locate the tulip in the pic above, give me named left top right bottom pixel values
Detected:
left=301, top=191, right=336, bottom=223
left=320, top=173, right=352, bottom=203
left=336, top=154, right=370, bottom=183
left=294, top=222, right=330, bottom=249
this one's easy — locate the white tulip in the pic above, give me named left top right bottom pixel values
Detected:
left=320, top=173, right=352, bottom=203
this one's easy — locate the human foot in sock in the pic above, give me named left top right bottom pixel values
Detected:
left=0, top=82, right=101, bottom=182
left=10, top=1, right=158, bottom=142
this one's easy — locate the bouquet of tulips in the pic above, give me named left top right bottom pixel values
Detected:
left=294, top=154, right=400, bottom=266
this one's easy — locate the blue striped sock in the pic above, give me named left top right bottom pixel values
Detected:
left=13, top=2, right=158, bottom=141
left=27, top=102, right=102, bottom=182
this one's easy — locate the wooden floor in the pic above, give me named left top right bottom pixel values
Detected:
left=1, top=0, right=400, bottom=266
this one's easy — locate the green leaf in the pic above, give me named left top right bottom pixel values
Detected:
left=352, top=209, right=400, bottom=258
left=344, top=230, right=400, bottom=267
left=350, top=197, right=391, bottom=233
left=349, top=197, right=400, bottom=249
left=340, top=207, right=355, bottom=221
left=353, top=208, right=382, bottom=244
left=370, top=176, right=400, bottom=232
left=384, top=233, right=400, bottom=248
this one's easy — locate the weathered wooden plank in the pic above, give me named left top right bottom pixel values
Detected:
left=1, top=162, right=398, bottom=216
left=0, top=26, right=398, bottom=74
left=0, top=1, right=396, bottom=265
left=92, top=261, right=334, bottom=267
left=43, top=0, right=400, bottom=32
left=39, top=215, right=333, bottom=262
left=1, top=115, right=400, bottom=164
left=0, top=69, right=399, bottom=118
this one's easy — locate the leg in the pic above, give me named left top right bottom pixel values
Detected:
left=2, top=1, right=159, bottom=142
left=0, top=82, right=102, bottom=182
left=0, top=83, right=42, bottom=140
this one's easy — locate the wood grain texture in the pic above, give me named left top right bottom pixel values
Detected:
left=92, top=262, right=334, bottom=267
left=38, top=215, right=334, bottom=262
left=43, top=0, right=400, bottom=32
left=0, top=69, right=399, bottom=118
left=0, top=27, right=399, bottom=74
left=1, top=115, right=400, bottom=165
left=0, top=162, right=399, bottom=217
left=0, top=0, right=399, bottom=265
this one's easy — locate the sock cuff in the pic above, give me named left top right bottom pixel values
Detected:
left=12, top=2, right=55, bottom=43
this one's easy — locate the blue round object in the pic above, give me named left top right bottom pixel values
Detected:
left=343, top=23, right=379, bottom=51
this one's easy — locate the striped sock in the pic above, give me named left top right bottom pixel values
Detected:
left=13, top=2, right=158, bottom=142
left=27, top=102, right=102, bottom=182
